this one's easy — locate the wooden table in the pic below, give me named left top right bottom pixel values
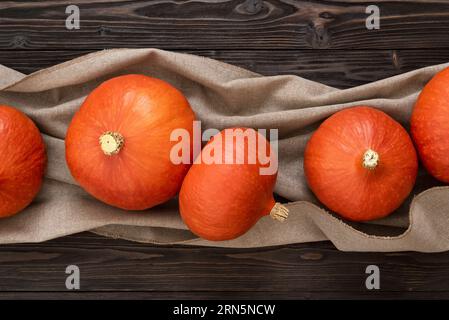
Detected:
left=1, top=0, right=449, bottom=299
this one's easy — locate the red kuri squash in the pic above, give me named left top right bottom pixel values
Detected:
left=0, top=105, right=46, bottom=218
left=65, top=74, right=195, bottom=210
left=411, top=67, right=449, bottom=183
left=179, top=127, right=288, bottom=241
left=304, top=106, right=418, bottom=222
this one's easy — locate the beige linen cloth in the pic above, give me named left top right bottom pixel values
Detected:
left=0, top=48, right=449, bottom=252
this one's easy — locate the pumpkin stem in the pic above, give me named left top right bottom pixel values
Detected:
left=99, top=131, right=124, bottom=156
left=362, top=149, right=379, bottom=170
left=269, top=202, right=289, bottom=222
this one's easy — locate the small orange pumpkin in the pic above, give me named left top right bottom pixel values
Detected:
left=411, top=67, right=449, bottom=183
left=0, top=105, right=46, bottom=218
left=304, top=106, right=418, bottom=222
left=179, top=127, right=288, bottom=241
left=65, top=74, right=195, bottom=210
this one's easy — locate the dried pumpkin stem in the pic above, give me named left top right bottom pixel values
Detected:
left=270, top=202, right=289, bottom=222
left=99, top=131, right=124, bottom=156
left=362, top=149, right=379, bottom=170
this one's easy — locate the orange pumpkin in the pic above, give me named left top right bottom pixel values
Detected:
left=179, top=127, right=288, bottom=241
left=304, top=106, right=418, bottom=222
left=65, top=74, right=195, bottom=210
left=411, top=67, right=449, bottom=183
left=0, top=105, right=46, bottom=218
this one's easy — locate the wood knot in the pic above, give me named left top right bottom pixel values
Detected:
left=391, top=50, right=400, bottom=69
left=98, top=26, right=110, bottom=36
left=319, top=11, right=334, bottom=20
left=306, top=21, right=330, bottom=48
left=300, top=252, right=323, bottom=261
left=237, top=0, right=264, bottom=15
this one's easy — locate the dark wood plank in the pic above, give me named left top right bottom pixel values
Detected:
left=1, top=0, right=449, bottom=50
left=2, top=49, right=449, bottom=89
left=0, top=232, right=448, bottom=293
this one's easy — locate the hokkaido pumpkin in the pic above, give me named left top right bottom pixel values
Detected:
left=179, top=127, right=288, bottom=241
left=65, top=74, right=195, bottom=210
left=0, top=105, right=46, bottom=218
left=411, top=67, right=449, bottom=183
left=304, top=106, right=418, bottom=222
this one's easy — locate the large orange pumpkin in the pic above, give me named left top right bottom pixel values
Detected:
left=179, top=127, right=288, bottom=241
left=0, top=105, right=46, bottom=218
left=304, top=106, right=418, bottom=222
left=411, top=67, right=449, bottom=183
left=65, top=74, right=195, bottom=210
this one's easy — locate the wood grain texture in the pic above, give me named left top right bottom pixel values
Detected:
left=0, top=233, right=449, bottom=295
left=2, top=49, right=449, bottom=88
left=1, top=0, right=449, bottom=50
